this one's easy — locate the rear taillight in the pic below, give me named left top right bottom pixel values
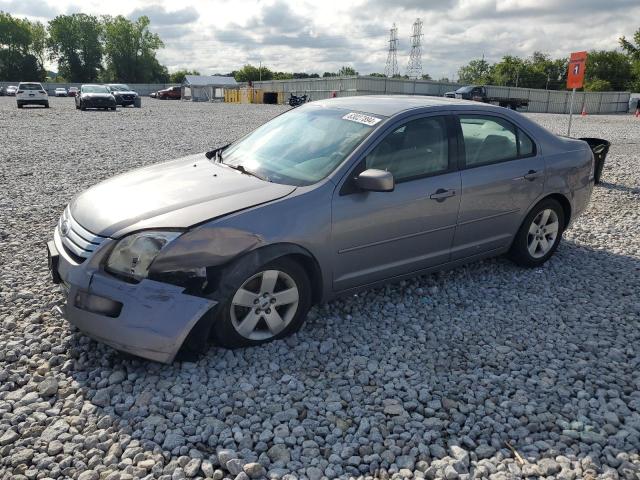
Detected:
left=17, top=90, right=24, bottom=94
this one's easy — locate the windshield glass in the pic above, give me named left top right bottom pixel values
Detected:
left=108, top=84, right=130, bottom=91
left=221, top=106, right=381, bottom=186
left=456, top=86, right=475, bottom=93
left=82, top=85, right=109, bottom=93
left=19, top=83, right=42, bottom=90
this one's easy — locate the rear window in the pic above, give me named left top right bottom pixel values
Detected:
left=19, top=83, right=42, bottom=90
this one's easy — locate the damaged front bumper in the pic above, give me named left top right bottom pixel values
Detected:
left=47, top=228, right=217, bottom=363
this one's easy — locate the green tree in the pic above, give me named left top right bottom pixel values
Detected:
left=584, top=78, right=613, bottom=91
left=584, top=50, right=631, bottom=91
left=0, top=12, right=46, bottom=81
left=233, top=64, right=273, bottom=82
left=338, top=65, right=357, bottom=76
left=28, top=21, right=47, bottom=73
left=273, top=71, right=293, bottom=80
left=322, top=72, right=337, bottom=77
left=620, top=28, right=640, bottom=91
left=169, top=69, right=200, bottom=83
left=457, top=58, right=492, bottom=84
left=102, top=15, right=165, bottom=83
left=48, top=14, right=103, bottom=82
left=368, top=72, right=386, bottom=77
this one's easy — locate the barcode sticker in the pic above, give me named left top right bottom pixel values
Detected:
left=342, top=112, right=382, bottom=126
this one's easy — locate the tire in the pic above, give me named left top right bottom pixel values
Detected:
left=210, top=257, right=312, bottom=349
left=80, top=102, right=86, bottom=111
left=509, top=198, right=565, bottom=267
left=111, top=106, right=116, bottom=111
left=44, top=102, right=49, bottom=108
left=17, top=103, right=22, bottom=109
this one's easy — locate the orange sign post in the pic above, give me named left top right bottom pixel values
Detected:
left=567, top=51, right=588, bottom=135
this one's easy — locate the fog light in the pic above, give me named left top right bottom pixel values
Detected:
left=74, top=291, right=122, bottom=318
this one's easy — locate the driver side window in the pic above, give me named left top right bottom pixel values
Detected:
left=366, top=116, right=449, bottom=182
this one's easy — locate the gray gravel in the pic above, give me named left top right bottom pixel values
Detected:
left=1, top=97, right=639, bottom=480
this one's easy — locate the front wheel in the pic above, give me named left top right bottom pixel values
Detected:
left=509, top=198, right=565, bottom=267
left=212, top=258, right=312, bottom=348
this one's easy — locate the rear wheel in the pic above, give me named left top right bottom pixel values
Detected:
left=17, top=103, right=23, bottom=109
left=44, top=102, right=49, bottom=108
left=509, top=198, right=564, bottom=267
left=80, top=102, right=86, bottom=111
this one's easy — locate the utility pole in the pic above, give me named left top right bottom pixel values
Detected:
left=384, top=24, right=399, bottom=78
left=406, top=18, right=423, bottom=79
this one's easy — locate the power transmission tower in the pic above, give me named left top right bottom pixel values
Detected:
left=384, top=23, right=399, bottom=78
left=406, top=18, right=423, bottom=79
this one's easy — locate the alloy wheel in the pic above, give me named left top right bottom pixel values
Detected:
left=527, top=208, right=559, bottom=258
left=230, top=269, right=299, bottom=341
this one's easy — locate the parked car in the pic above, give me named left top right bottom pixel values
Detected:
left=47, top=96, right=604, bottom=363
left=105, top=83, right=140, bottom=107
left=0, top=86, right=6, bottom=96
left=54, top=87, right=68, bottom=97
left=149, top=91, right=158, bottom=99
left=157, top=86, right=181, bottom=99
left=67, top=87, right=79, bottom=97
left=6, top=85, right=18, bottom=96
left=75, top=84, right=117, bottom=110
left=444, top=85, right=528, bottom=109
left=16, top=82, right=49, bottom=108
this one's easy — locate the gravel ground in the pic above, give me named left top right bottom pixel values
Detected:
left=0, top=97, right=639, bottom=480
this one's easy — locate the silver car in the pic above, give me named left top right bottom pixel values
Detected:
left=47, top=96, right=597, bottom=362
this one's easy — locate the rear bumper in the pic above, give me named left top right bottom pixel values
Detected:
left=17, top=99, right=47, bottom=105
left=49, top=229, right=217, bottom=363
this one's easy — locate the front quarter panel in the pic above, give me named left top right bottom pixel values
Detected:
left=150, top=183, right=334, bottom=298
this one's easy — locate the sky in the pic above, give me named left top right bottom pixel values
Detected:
left=2, top=0, right=640, bottom=78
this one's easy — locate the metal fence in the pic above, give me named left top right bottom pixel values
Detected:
left=1, top=78, right=631, bottom=114
left=252, top=77, right=631, bottom=114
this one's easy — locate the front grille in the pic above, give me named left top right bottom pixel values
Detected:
left=58, top=207, right=107, bottom=262
left=122, top=95, right=134, bottom=101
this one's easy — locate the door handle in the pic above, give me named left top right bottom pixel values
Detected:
left=523, top=170, right=540, bottom=181
left=429, top=188, right=456, bottom=202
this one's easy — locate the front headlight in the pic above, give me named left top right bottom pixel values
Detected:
left=106, top=231, right=182, bottom=280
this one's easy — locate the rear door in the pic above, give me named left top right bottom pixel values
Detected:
left=331, top=114, right=461, bottom=291
left=451, top=113, right=544, bottom=260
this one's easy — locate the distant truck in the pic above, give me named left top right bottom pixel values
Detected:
left=444, top=85, right=528, bottom=110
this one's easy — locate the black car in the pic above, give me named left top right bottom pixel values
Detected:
left=76, top=85, right=117, bottom=111
left=105, top=83, right=140, bottom=107
left=0, top=86, right=6, bottom=96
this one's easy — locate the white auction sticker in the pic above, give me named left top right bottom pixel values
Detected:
left=342, top=112, right=382, bottom=126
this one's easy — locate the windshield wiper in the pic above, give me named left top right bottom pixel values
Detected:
left=205, top=144, right=230, bottom=162
left=225, top=163, right=269, bottom=182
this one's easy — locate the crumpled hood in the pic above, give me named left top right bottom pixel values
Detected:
left=70, top=154, right=296, bottom=238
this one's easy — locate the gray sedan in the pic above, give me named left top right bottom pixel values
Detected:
left=47, top=96, right=598, bottom=362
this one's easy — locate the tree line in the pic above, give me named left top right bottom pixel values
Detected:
left=0, top=11, right=170, bottom=83
left=457, top=30, right=640, bottom=92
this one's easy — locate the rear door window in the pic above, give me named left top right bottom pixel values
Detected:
left=459, top=115, right=535, bottom=168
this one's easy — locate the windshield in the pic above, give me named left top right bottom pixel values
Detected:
left=221, top=106, right=382, bottom=186
left=456, top=86, right=476, bottom=93
left=108, top=84, right=130, bottom=91
left=82, top=85, right=109, bottom=93
left=19, top=83, right=42, bottom=90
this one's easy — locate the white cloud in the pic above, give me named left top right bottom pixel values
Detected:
left=2, top=0, right=640, bottom=78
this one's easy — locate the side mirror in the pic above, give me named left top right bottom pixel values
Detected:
left=355, top=169, right=394, bottom=192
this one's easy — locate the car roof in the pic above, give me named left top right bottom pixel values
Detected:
left=311, top=95, right=501, bottom=117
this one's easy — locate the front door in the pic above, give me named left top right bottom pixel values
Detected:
left=451, top=114, right=545, bottom=260
left=331, top=115, right=461, bottom=291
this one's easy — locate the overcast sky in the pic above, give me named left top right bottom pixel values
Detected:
left=3, top=0, right=640, bottom=78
